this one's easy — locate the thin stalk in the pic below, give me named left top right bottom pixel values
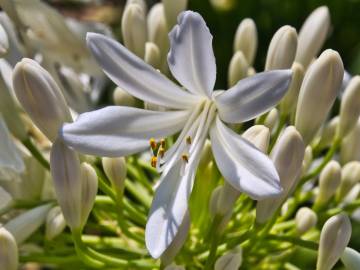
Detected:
left=22, top=138, right=50, bottom=170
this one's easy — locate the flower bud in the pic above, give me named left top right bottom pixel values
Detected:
left=233, top=18, right=257, bottom=65
left=265, top=26, right=297, bottom=70
left=215, top=248, right=242, bottom=270
left=256, top=126, right=305, bottom=224
left=341, top=247, right=360, bottom=270
left=79, top=162, right=98, bottom=229
left=113, top=86, right=137, bottom=107
left=341, top=118, right=360, bottom=164
left=4, top=203, right=52, bottom=243
left=301, top=146, right=313, bottom=174
left=0, top=186, right=13, bottom=212
left=0, top=227, right=18, bottom=270
left=102, top=157, right=127, bottom=194
left=295, top=50, right=344, bottom=144
left=295, top=207, right=317, bottom=235
left=162, top=0, right=187, bottom=29
left=295, top=6, right=330, bottom=68
left=0, top=23, right=9, bottom=57
left=121, top=3, right=147, bottom=58
left=316, top=116, right=339, bottom=150
left=279, top=63, right=304, bottom=116
left=161, top=211, right=190, bottom=266
left=336, top=161, right=360, bottom=202
left=144, top=42, right=161, bottom=69
left=45, top=206, right=66, bottom=240
left=263, top=108, right=279, bottom=132
left=314, top=161, right=341, bottom=208
left=126, top=0, right=147, bottom=11
left=242, top=125, right=270, bottom=153
left=13, top=58, right=72, bottom=142
left=228, top=51, right=249, bottom=87
left=338, top=76, right=360, bottom=137
left=317, top=213, right=352, bottom=270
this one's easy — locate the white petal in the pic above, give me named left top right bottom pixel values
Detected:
left=215, top=70, right=292, bottom=123
left=168, top=11, right=216, bottom=97
left=61, top=106, right=191, bottom=157
left=209, top=117, right=282, bottom=200
left=87, top=33, right=199, bottom=109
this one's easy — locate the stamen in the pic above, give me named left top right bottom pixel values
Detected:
left=151, top=156, right=158, bottom=168
left=186, top=136, right=192, bottom=145
left=160, top=139, right=166, bottom=149
left=149, top=138, right=157, bottom=150
left=158, top=147, right=165, bottom=158
left=182, top=154, right=189, bottom=163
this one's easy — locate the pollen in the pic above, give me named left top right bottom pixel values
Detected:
left=186, top=136, right=192, bottom=145
left=149, top=138, right=157, bottom=150
left=160, top=138, right=166, bottom=148
left=182, top=154, right=189, bottom=163
left=151, top=156, right=158, bottom=168
left=158, top=147, right=165, bottom=158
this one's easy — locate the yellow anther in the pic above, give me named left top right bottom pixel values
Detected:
left=182, top=154, right=189, bottom=163
left=158, top=147, right=165, bottom=158
left=186, top=136, right=192, bottom=145
left=160, top=138, right=166, bottom=148
left=151, top=156, right=158, bottom=168
left=149, top=138, right=157, bottom=150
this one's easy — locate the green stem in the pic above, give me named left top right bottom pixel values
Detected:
left=204, top=215, right=222, bottom=270
left=265, top=234, right=318, bottom=250
left=22, top=138, right=50, bottom=170
left=269, top=113, right=287, bottom=151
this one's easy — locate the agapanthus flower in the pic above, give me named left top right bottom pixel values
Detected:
left=60, top=11, right=292, bottom=258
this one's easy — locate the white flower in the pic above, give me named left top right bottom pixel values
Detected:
left=60, top=11, right=292, bottom=258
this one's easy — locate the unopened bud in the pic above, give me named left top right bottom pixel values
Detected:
left=341, top=118, right=360, bottom=164
left=13, top=58, right=72, bottom=142
left=126, top=0, right=147, bottom=11
left=317, top=213, right=352, bottom=270
left=316, top=116, right=339, bottom=150
left=242, top=125, right=270, bottom=153
left=113, top=86, right=137, bottom=107
left=162, top=0, right=187, bottom=29
left=263, top=108, right=279, bottom=132
left=0, top=186, right=13, bottom=212
left=0, top=227, right=18, bottom=270
left=314, top=161, right=341, bottom=208
left=256, top=127, right=305, bottom=224
left=228, top=51, right=249, bottom=87
left=341, top=247, right=360, bottom=270
left=215, top=248, right=243, bottom=270
left=295, top=207, right=317, bottom=235
left=279, top=63, right=304, bottom=116
left=295, top=50, right=344, bottom=144
left=145, top=42, right=161, bottom=69
left=295, top=6, right=330, bottom=68
left=0, top=23, right=9, bottom=57
left=233, top=18, right=257, bottom=65
left=161, top=211, right=190, bottom=266
left=102, top=157, right=126, bottom=194
left=336, top=161, right=360, bottom=202
left=45, top=206, right=66, bottom=240
left=265, top=26, right=297, bottom=70
left=122, top=3, right=147, bottom=58
left=338, top=76, right=360, bottom=137
left=4, top=203, right=52, bottom=243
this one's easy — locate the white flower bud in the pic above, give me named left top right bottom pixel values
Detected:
left=256, top=127, right=305, bottom=224
left=0, top=227, right=18, bottom=270
left=121, top=3, right=147, bottom=58
left=263, top=108, right=279, bottom=133
left=79, top=162, right=98, bottom=229
left=0, top=186, right=13, bottom=212
left=13, top=58, right=72, bottom=142
left=265, top=26, right=297, bottom=70
left=316, top=116, right=339, bottom=150
left=161, top=211, right=190, bottom=266
left=341, top=118, right=360, bottom=164
left=336, top=161, right=360, bottom=202
left=338, top=76, right=360, bottom=137
left=228, top=51, right=249, bottom=87
left=102, top=157, right=127, bottom=194
left=0, top=23, right=9, bottom=57
left=295, top=6, right=330, bottom=68
left=4, top=203, right=52, bottom=243
left=113, top=86, right=137, bottom=107
left=126, top=0, right=147, bottom=11
left=301, top=145, right=313, bottom=174
left=242, top=125, right=270, bottom=153
left=162, top=0, right=187, bottom=29
left=314, top=161, right=341, bottom=207
left=317, top=213, right=352, bottom=270
left=295, top=207, right=317, bottom=235
left=341, top=247, right=360, bottom=270
left=215, top=248, right=243, bottom=270
left=233, top=18, right=257, bottom=65
left=50, top=139, right=82, bottom=230
left=295, top=50, right=344, bottom=144
left=279, top=63, right=304, bottom=116
left=144, top=42, right=161, bottom=69
left=45, top=206, right=66, bottom=240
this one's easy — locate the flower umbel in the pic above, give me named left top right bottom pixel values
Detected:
left=60, top=11, right=292, bottom=258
